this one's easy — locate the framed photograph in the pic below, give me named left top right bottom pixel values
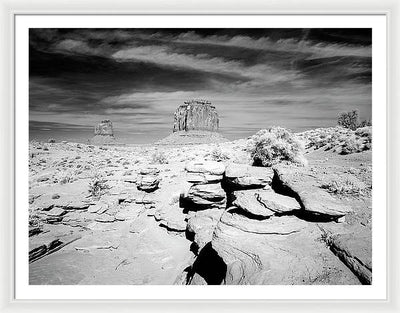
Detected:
left=1, top=0, right=399, bottom=311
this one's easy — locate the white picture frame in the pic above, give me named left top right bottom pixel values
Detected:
left=1, top=0, right=399, bottom=312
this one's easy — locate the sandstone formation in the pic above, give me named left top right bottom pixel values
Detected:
left=173, top=100, right=219, bottom=132
left=184, top=183, right=226, bottom=210
left=185, top=160, right=225, bottom=176
left=28, top=131, right=371, bottom=286
left=155, top=100, right=226, bottom=145
left=184, top=159, right=360, bottom=285
left=186, top=209, right=224, bottom=251
left=254, top=190, right=302, bottom=214
left=273, top=165, right=353, bottom=217
left=90, top=120, right=116, bottom=145
left=154, top=203, right=187, bottom=232
left=224, top=163, right=274, bottom=190
left=232, top=190, right=275, bottom=217
left=137, top=167, right=160, bottom=192
left=321, top=226, right=372, bottom=285
left=95, top=119, right=114, bottom=136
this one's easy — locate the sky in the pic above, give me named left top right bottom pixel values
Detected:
left=29, top=28, right=372, bottom=144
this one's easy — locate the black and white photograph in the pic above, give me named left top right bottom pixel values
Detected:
left=27, top=27, right=373, bottom=286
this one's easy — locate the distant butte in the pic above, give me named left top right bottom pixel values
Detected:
left=89, top=119, right=117, bottom=145
left=157, top=99, right=227, bottom=145
left=173, top=99, right=219, bottom=133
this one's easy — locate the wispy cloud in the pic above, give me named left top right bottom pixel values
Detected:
left=111, top=45, right=302, bottom=86
left=29, top=28, right=372, bottom=143
left=172, top=32, right=372, bottom=59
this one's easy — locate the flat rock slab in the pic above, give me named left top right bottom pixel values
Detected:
left=137, top=175, right=160, bottom=192
left=88, top=202, right=107, bottom=213
left=184, top=183, right=226, bottom=210
left=30, top=219, right=192, bottom=285
left=46, top=207, right=66, bottom=217
left=185, top=161, right=225, bottom=176
left=205, top=217, right=360, bottom=285
left=122, top=176, right=137, bottom=183
left=220, top=211, right=307, bottom=235
left=232, top=190, right=275, bottom=217
left=140, top=167, right=160, bottom=175
left=186, top=173, right=223, bottom=184
left=95, top=214, right=116, bottom=223
left=154, top=204, right=187, bottom=232
left=127, top=192, right=155, bottom=204
left=224, top=163, right=274, bottom=190
left=328, top=228, right=372, bottom=284
left=255, top=190, right=301, bottom=214
left=159, top=219, right=186, bottom=232
left=187, top=209, right=224, bottom=250
left=274, top=165, right=352, bottom=217
left=65, top=201, right=90, bottom=210
left=129, top=217, right=148, bottom=233
left=33, top=193, right=89, bottom=211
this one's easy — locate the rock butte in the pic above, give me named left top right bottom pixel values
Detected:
left=157, top=100, right=227, bottom=145
left=173, top=99, right=219, bottom=132
left=89, top=119, right=116, bottom=145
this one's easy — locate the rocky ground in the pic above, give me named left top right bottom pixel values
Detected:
left=28, top=128, right=372, bottom=285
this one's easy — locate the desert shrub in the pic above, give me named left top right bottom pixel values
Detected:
left=355, top=126, right=372, bottom=141
left=298, top=125, right=371, bottom=155
left=337, top=110, right=359, bottom=130
left=29, top=209, right=43, bottom=229
left=341, top=135, right=364, bottom=155
left=247, top=126, right=307, bottom=167
left=317, top=227, right=334, bottom=248
left=88, top=172, right=109, bottom=199
left=358, top=119, right=372, bottom=128
left=320, top=176, right=366, bottom=196
left=151, top=151, right=168, bottom=164
left=53, top=170, right=76, bottom=184
left=210, top=147, right=230, bottom=162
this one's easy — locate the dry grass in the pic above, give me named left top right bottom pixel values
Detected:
left=209, top=147, right=230, bottom=162
left=320, top=176, right=366, bottom=196
left=151, top=151, right=169, bottom=164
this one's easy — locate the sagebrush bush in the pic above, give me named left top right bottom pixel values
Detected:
left=298, top=126, right=372, bottom=155
left=341, top=135, right=364, bottom=155
left=247, top=127, right=307, bottom=167
left=54, top=170, right=76, bottom=184
left=88, top=172, right=109, bottom=199
left=355, top=126, right=372, bottom=141
left=151, top=151, right=168, bottom=164
left=337, top=110, right=359, bottom=130
left=320, top=176, right=366, bottom=196
left=358, top=119, right=372, bottom=128
left=210, top=147, right=230, bottom=162
left=29, top=209, right=43, bottom=228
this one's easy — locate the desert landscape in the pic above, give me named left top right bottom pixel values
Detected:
left=28, top=28, right=372, bottom=285
left=28, top=100, right=372, bottom=285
